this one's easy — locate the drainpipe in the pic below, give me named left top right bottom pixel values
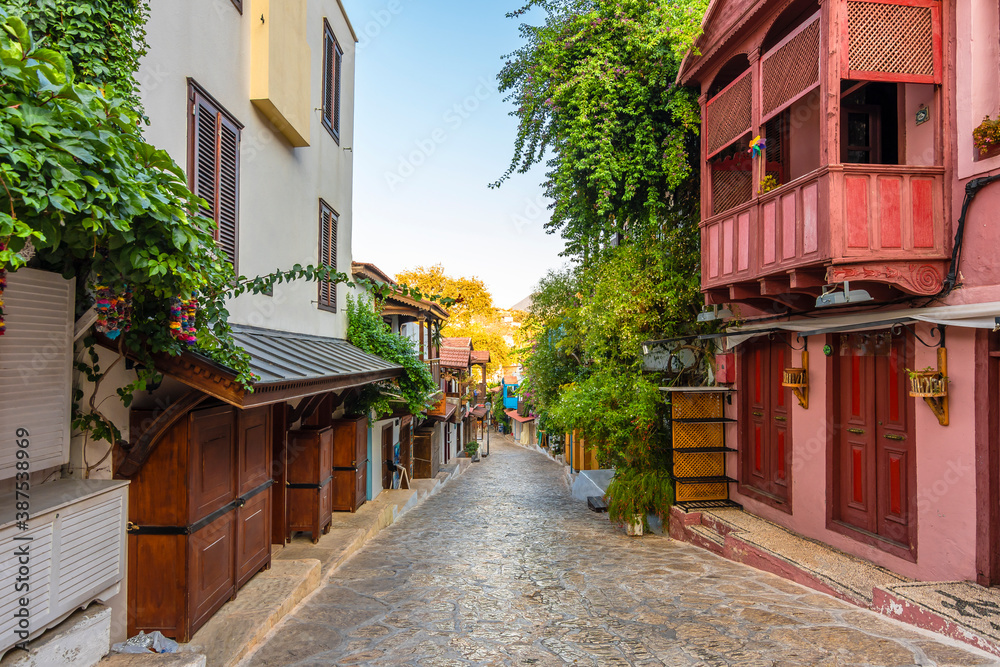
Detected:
left=938, top=174, right=1000, bottom=299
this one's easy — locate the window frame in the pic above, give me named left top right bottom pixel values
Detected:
left=318, top=199, right=339, bottom=313
left=322, top=19, right=343, bottom=143
left=187, top=78, right=243, bottom=271
left=230, top=0, right=243, bottom=13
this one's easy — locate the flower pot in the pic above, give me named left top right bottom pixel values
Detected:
left=781, top=367, right=807, bottom=388
left=908, top=371, right=947, bottom=398
left=624, top=515, right=644, bottom=536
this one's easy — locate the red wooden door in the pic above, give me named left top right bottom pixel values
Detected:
left=835, top=332, right=914, bottom=546
left=743, top=336, right=792, bottom=502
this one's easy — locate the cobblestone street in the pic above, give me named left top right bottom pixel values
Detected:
left=247, top=437, right=994, bottom=666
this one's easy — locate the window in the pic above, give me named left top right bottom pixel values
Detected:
left=230, top=0, right=243, bottom=12
left=188, top=80, right=241, bottom=268
left=322, top=20, right=343, bottom=142
left=318, top=200, right=338, bottom=312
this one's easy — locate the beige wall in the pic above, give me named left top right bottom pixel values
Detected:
left=140, top=0, right=357, bottom=338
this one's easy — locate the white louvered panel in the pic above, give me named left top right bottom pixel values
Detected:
left=0, top=481, right=127, bottom=657
left=0, top=269, right=75, bottom=481
left=0, top=524, right=53, bottom=652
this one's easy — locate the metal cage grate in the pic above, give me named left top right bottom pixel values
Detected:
left=761, top=17, right=820, bottom=119
left=847, top=1, right=935, bottom=79
left=705, top=70, right=753, bottom=157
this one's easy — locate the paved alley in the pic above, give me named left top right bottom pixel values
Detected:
left=245, top=438, right=994, bottom=666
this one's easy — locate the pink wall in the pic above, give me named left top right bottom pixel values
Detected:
left=729, top=324, right=978, bottom=581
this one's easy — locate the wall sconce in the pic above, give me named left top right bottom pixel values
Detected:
left=816, top=281, right=873, bottom=307
left=781, top=350, right=809, bottom=409
left=697, top=304, right=733, bottom=322
left=908, top=347, right=949, bottom=426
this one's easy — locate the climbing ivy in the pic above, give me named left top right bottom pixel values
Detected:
left=346, top=294, right=437, bottom=421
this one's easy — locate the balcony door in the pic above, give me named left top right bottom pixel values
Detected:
left=833, top=332, right=915, bottom=549
left=742, top=335, right=792, bottom=504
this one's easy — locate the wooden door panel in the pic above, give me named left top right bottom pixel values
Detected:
left=236, top=488, right=271, bottom=588
left=835, top=332, right=914, bottom=546
left=187, top=510, right=236, bottom=636
left=381, top=425, right=393, bottom=491
left=189, top=407, right=236, bottom=523
left=238, top=407, right=270, bottom=496
left=742, top=337, right=791, bottom=502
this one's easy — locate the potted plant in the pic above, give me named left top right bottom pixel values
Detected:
left=605, top=467, right=673, bottom=537
left=907, top=366, right=947, bottom=398
left=464, top=441, right=480, bottom=462
left=973, top=115, right=1000, bottom=160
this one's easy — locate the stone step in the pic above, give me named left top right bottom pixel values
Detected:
left=873, top=581, right=1000, bottom=658
left=3, top=604, right=111, bottom=667
left=687, top=524, right=725, bottom=554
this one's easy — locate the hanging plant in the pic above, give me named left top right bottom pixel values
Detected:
left=0, top=244, right=6, bottom=337
left=973, top=115, right=1000, bottom=157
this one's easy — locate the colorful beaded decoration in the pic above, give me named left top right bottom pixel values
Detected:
left=169, top=292, right=199, bottom=345
left=93, top=282, right=133, bottom=340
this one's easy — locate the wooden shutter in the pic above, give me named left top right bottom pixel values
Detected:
left=323, top=21, right=342, bottom=141
left=0, top=269, right=75, bottom=479
left=188, top=80, right=241, bottom=268
left=319, top=201, right=338, bottom=311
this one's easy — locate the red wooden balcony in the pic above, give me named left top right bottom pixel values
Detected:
left=701, top=164, right=948, bottom=304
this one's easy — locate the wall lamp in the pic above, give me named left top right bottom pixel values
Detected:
left=816, top=281, right=873, bottom=308
left=696, top=304, right=733, bottom=322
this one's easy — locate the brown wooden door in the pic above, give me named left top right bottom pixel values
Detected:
left=835, top=332, right=914, bottom=546
left=189, top=406, right=235, bottom=523
left=743, top=336, right=791, bottom=502
left=400, top=420, right=412, bottom=478
left=381, top=425, right=393, bottom=490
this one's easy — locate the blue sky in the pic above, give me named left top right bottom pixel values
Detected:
left=342, top=0, right=567, bottom=309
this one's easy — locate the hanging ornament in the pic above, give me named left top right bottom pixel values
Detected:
left=169, top=292, right=199, bottom=345
left=92, top=280, right=133, bottom=340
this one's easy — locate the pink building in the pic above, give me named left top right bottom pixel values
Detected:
left=676, top=0, right=1000, bottom=590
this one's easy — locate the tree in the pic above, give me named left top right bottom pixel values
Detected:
left=494, top=0, right=707, bottom=262
left=395, top=264, right=515, bottom=379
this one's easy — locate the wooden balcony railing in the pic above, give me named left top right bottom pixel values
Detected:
left=702, top=164, right=948, bottom=299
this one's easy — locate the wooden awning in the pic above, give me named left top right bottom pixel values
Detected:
left=150, top=324, right=403, bottom=409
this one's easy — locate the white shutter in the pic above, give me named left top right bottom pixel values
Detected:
left=0, top=269, right=75, bottom=479
left=0, top=480, right=127, bottom=658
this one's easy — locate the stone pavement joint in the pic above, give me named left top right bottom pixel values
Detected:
left=241, top=437, right=996, bottom=666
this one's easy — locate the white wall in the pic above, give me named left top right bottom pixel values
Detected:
left=140, top=0, right=357, bottom=339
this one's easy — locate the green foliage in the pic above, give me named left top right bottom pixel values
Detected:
left=6, top=0, right=149, bottom=115
left=464, top=441, right=479, bottom=457
left=346, top=294, right=437, bottom=421
left=495, top=0, right=706, bottom=260
left=605, top=466, right=674, bottom=526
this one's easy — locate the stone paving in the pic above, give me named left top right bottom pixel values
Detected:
left=245, top=436, right=995, bottom=666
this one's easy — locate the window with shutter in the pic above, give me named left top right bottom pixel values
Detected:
left=318, top=200, right=338, bottom=312
left=322, top=21, right=343, bottom=142
left=188, top=79, right=242, bottom=268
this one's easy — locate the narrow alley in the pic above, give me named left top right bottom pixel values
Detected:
left=245, top=438, right=992, bottom=666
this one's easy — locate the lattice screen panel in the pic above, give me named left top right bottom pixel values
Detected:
left=676, top=481, right=730, bottom=503
left=712, top=169, right=753, bottom=216
left=671, top=392, right=724, bottom=420
left=705, top=70, right=752, bottom=157
left=673, top=423, right=725, bottom=449
left=847, top=1, right=937, bottom=81
left=761, top=17, right=820, bottom=119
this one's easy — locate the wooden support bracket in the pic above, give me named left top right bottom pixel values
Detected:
left=116, top=390, right=209, bottom=478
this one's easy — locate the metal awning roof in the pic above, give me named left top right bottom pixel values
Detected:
left=230, top=325, right=401, bottom=383
left=149, top=324, right=404, bottom=408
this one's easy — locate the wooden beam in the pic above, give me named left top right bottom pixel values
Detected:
left=759, top=277, right=790, bottom=296
left=115, top=390, right=209, bottom=478
left=288, top=393, right=325, bottom=425
left=704, top=289, right=729, bottom=306
left=788, top=269, right=828, bottom=290
left=730, top=283, right=762, bottom=301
